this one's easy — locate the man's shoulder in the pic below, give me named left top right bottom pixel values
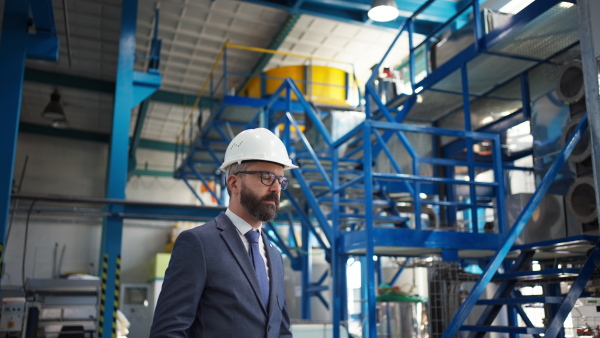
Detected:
left=182, top=212, right=232, bottom=236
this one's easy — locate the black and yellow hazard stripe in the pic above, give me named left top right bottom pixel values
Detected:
left=99, top=254, right=108, bottom=336
left=98, top=254, right=122, bottom=338
left=112, top=255, right=121, bottom=338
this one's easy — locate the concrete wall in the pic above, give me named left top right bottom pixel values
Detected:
left=5, top=132, right=196, bottom=286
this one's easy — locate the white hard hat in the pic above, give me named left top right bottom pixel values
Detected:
left=220, top=128, right=298, bottom=172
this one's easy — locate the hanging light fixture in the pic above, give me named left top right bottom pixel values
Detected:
left=368, top=0, right=399, bottom=22
left=42, top=88, right=69, bottom=129
left=42, top=88, right=66, bottom=120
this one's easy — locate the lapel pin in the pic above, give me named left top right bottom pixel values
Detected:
left=269, top=243, right=273, bottom=247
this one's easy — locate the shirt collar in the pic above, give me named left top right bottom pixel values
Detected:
left=226, top=208, right=261, bottom=235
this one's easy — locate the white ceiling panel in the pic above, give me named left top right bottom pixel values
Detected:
left=269, top=15, right=423, bottom=86
left=14, top=0, right=423, bottom=148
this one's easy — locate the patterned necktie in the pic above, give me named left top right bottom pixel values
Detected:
left=244, top=230, right=270, bottom=307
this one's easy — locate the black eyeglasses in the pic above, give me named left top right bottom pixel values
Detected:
left=234, top=171, right=289, bottom=190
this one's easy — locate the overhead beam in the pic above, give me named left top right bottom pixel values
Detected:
left=18, top=122, right=187, bottom=153
left=240, top=0, right=448, bottom=33
left=23, top=68, right=216, bottom=107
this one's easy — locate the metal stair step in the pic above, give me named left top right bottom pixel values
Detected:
left=476, top=296, right=563, bottom=305
left=461, top=325, right=545, bottom=334
left=494, top=268, right=580, bottom=280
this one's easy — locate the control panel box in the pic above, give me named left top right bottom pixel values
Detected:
left=0, top=297, right=26, bottom=332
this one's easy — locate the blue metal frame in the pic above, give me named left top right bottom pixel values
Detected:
left=0, top=0, right=31, bottom=285
left=99, top=0, right=161, bottom=335
left=443, top=116, right=588, bottom=337
left=171, top=2, right=588, bottom=336
left=0, top=0, right=62, bottom=288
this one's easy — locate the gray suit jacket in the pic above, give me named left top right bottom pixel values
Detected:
left=150, top=212, right=293, bottom=337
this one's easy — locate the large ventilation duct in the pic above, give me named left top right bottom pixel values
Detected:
left=556, top=60, right=585, bottom=104
left=563, top=113, right=591, bottom=164
left=566, top=175, right=598, bottom=225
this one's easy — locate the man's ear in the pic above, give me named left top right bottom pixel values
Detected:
left=227, top=174, right=239, bottom=194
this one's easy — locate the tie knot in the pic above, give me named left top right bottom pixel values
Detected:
left=245, top=230, right=260, bottom=243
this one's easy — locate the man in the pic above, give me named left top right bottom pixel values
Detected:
left=150, top=128, right=295, bottom=337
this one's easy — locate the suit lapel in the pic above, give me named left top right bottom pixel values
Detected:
left=217, top=213, right=268, bottom=314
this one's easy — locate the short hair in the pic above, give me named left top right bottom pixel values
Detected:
left=225, top=161, right=252, bottom=196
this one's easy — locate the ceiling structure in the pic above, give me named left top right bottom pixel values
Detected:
left=8, top=0, right=516, bottom=175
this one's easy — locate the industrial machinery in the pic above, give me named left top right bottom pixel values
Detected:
left=24, top=278, right=101, bottom=338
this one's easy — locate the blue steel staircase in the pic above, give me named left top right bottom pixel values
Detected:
left=173, top=0, right=599, bottom=337
left=460, top=237, right=600, bottom=337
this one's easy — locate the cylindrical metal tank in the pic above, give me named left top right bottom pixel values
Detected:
left=377, top=302, right=427, bottom=338
left=241, top=65, right=358, bottom=106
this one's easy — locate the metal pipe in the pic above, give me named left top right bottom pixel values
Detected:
left=61, top=0, right=72, bottom=67
left=11, top=192, right=222, bottom=209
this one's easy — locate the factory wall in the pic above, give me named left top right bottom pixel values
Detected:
left=4, top=132, right=197, bottom=287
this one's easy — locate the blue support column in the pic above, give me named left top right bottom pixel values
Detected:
left=461, top=63, right=478, bottom=232
left=363, top=121, right=377, bottom=338
left=301, top=217, right=312, bottom=319
left=331, top=131, right=343, bottom=338
left=0, top=0, right=29, bottom=282
left=98, top=0, right=160, bottom=336
left=544, top=282, right=565, bottom=338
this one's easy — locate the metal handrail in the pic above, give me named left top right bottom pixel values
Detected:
left=174, top=43, right=362, bottom=161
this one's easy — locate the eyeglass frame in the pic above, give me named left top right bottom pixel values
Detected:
left=234, top=170, right=289, bottom=190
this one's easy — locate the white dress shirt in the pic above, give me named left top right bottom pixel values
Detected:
left=225, top=209, right=270, bottom=282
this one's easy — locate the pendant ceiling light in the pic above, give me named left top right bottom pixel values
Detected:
left=368, top=0, right=399, bottom=22
left=42, top=88, right=66, bottom=120
left=42, top=88, right=69, bottom=129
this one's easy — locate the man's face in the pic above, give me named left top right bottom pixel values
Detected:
left=239, top=162, right=284, bottom=222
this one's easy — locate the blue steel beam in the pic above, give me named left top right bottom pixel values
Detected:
left=468, top=250, right=535, bottom=338
left=362, top=121, right=377, bottom=338
left=23, top=68, right=215, bottom=107
left=416, top=0, right=563, bottom=95
left=128, top=100, right=150, bottom=175
left=544, top=240, right=600, bottom=337
left=129, top=8, right=162, bottom=176
left=99, top=0, right=161, bottom=335
left=26, top=34, right=59, bottom=62
left=27, top=0, right=59, bottom=61
left=342, top=228, right=503, bottom=253
left=0, top=0, right=29, bottom=284
left=30, top=0, right=55, bottom=33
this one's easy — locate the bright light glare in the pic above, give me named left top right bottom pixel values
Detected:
left=499, top=0, right=535, bottom=14
left=368, top=6, right=399, bottom=22
left=481, top=116, right=494, bottom=124
left=559, top=2, right=574, bottom=8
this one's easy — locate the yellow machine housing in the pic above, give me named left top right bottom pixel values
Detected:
left=241, top=65, right=357, bottom=106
